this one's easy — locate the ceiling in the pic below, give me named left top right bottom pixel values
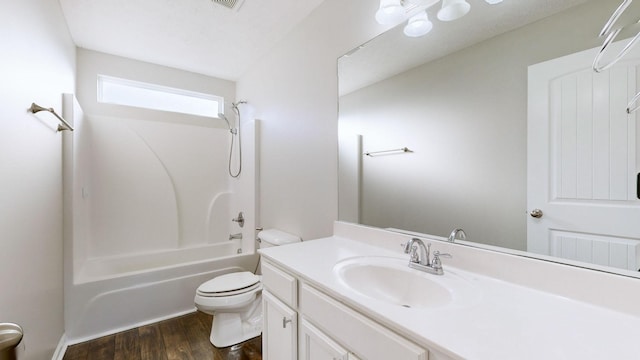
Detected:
left=59, top=0, right=598, bottom=86
left=338, top=0, right=594, bottom=95
left=59, top=0, right=327, bottom=81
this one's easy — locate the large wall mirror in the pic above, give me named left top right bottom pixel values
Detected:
left=338, top=0, right=640, bottom=278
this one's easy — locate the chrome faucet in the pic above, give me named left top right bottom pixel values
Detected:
left=403, top=238, right=431, bottom=266
left=448, top=228, right=467, bottom=243
left=403, top=238, right=452, bottom=275
left=229, top=232, right=243, bottom=240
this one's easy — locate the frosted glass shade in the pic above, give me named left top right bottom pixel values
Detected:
left=437, top=0, right=471, bottom=22
left=403, top=11, right=433, bottom=37
left=375, top=0, right=405, bottom=25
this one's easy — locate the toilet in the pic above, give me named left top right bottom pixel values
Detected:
left=194, top=229, right=301, bottom=347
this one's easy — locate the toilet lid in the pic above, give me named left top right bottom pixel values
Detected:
left=197, top=272, right=260, bottom=297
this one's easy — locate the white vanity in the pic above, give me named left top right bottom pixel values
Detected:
left=259, top=222, right=640, bottom=360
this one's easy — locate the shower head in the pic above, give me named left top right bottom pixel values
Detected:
left=232, top=100, right=247, bottom=108
left=218, top=113, right=237, bottom=134
left=231, top=100, right=247, bottom=114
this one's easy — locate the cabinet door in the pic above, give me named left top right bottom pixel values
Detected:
left=300, top=319, right=349, bottom=360
left=263, top=290, right=297, bottom=360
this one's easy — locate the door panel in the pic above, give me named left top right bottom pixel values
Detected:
left=528, top=40, right=640, bottom=271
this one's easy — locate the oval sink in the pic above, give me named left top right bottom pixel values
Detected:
left=333, top=256, right=477, bottom=309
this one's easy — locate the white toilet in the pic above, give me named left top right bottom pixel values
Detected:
left=194, top=229, right=301, bottom=347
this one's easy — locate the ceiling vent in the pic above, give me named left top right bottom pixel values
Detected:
left=212, top=0, right=245, bottom=10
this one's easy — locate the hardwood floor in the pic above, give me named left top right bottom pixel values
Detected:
left=63, top=312, right=262, bottom=360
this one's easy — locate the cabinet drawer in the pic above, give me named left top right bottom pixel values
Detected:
left=262, top=261, right=297, bottom=308
left=301, top=284, right=427, bottom=360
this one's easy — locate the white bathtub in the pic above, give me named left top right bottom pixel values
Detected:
left=65, top=240, right=259, bottom=344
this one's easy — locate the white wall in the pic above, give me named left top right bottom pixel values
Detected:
left=76, top=49, right=236, bottom=125
left=0, top=0, right=75, bottom=358
left=73, top=49, right=239, bottom=260
left=237, top=0, right=391, bottom=240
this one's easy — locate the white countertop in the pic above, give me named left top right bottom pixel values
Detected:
left=259, top=235, right=640, bottom=360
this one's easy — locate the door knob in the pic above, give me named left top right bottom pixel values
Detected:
left=530, top=209, right=543, bottom=218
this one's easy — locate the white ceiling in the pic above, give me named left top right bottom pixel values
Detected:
left=339, top=0, right=594, bottom=95
left=59, top=0, right=327, bottom=81
left=59, top=0, right=598, bottom=86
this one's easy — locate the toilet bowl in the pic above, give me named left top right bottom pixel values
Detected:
left=194, top=229, right=301, bottom=347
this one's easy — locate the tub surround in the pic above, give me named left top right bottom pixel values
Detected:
left=259, top=221, right=640, bottom=359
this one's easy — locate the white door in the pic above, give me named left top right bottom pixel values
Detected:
left=263, top=291, right=297, bottom=360
left=528, top=40, right=640, bottom=271
left=299, top=319, right=350, bottom=360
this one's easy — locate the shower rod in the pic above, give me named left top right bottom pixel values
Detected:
left=29, top=103, right=74, bottom=132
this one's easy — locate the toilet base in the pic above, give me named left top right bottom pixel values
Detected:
left=208, top=293, right=263, bottom=348
left=210, top=313, right=262, bottom=347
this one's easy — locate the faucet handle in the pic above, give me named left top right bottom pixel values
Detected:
left=402, top=241, right=411, bottom=254
left=431, top=251, right=452, bottom=270
left=409, top=246, right=419, bottom=263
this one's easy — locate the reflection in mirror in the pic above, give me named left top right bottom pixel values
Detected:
left=338, top=0, right=640, bottom=277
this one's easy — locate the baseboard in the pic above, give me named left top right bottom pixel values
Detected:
left=65, top=308, right=197, bottom=346
left=51, top=334, right=67, bottom=360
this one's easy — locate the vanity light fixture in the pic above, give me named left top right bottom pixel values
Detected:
left=375, top=0, right=406, bottom=25
left=404, top=11, right=433, bottom=37
left=376, top=0, right=504, bottom=37
left=437, top=0, right=470, bottom=22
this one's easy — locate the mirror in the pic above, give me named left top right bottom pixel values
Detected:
left=338, top=0, right=640, bottom=277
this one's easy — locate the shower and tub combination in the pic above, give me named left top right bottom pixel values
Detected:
left=61, top=94, right=260, bottom=343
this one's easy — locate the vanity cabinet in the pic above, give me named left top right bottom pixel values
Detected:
left=261, top=259, right=431, bottom=360
left=262, top=291, right=297, bottom=360
left=300, top=319, right=351, bottom=360
left=262, top=261, right=298, bottom=360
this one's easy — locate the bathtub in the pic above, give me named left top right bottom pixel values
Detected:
left=64, top=239, right=259, bottom=344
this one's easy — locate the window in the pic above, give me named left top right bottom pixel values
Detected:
left=97, top=75, right=223, bottom=117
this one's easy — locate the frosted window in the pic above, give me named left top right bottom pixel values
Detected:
left=97, top=75, right=223, bottom=117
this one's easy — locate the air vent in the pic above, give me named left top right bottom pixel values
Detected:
left=212, top=0, right=241, bottom=9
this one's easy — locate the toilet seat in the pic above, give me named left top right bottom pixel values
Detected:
left=194, top=271, right=263, bottom=311
left=197, top=282, right=261, bottom=297
left=196, top=271, right=261, bottom=297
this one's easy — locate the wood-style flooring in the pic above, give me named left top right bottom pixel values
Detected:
left=63, top=312, right=262, bottom=360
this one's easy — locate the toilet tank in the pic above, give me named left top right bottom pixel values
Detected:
left=258, top=229, right=301, bottom=248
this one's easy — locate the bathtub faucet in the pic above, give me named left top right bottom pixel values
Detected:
left=229, top=233, right=243, bottom=240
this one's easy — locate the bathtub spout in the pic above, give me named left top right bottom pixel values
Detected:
left=229, top=233, right=243, bottom=240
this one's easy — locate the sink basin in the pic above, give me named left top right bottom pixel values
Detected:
left=333, top=256, right=477, bottom=309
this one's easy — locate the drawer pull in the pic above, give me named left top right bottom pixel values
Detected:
left=282, top=317, right=292, bottom=328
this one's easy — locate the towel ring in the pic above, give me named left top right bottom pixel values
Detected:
left=627, top=91, right=640, bottom=114
left=593, top=0, right=640, bottom=73
left=593, top=25, right=640, bottom=73
left=599, top=0, right=632, bottom=38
